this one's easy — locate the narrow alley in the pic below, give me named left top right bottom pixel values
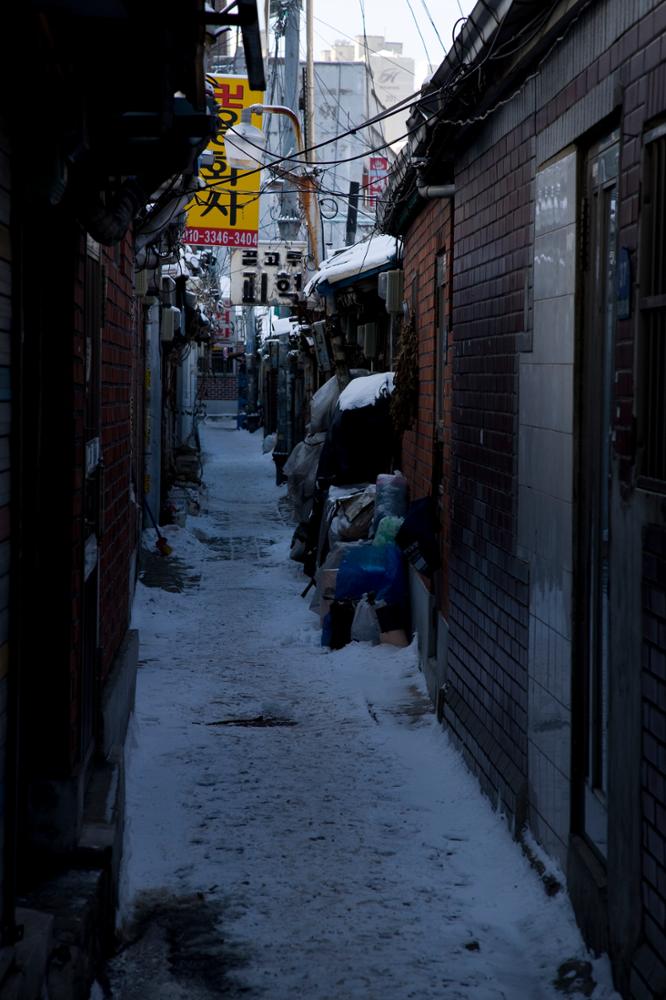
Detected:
left=105, top=420, right=618, bottom=1000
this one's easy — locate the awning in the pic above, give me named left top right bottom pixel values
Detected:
left=304, top=234, right=403, bottom=297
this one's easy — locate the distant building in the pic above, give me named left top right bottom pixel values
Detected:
left=321, top=36, right=415, bottom=150
left=260, top=42, right=412, bottom=256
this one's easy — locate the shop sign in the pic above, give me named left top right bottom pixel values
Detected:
left=364, top=156, right=389, bottom=207
left=183, top=76, right=264, bottom=248
left=229, top=242, right=307, bottom=305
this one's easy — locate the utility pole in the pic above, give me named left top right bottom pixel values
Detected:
left=305, top=0, right=315, bottom=164
left=278, top=0, right=301, bottom=241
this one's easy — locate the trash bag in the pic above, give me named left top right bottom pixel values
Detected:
left=283, top=432, right=326, bottom=523
left=263, top=432, right=277, bottom=454
left=309, top=370, right=369, bottom=434
left=309, top=375, right=342, bottom=434
left=373, top=471, right=408, bottom=533
left=395, top=496, right=441, bottom=577
left=289, top=523, right=309, bottom=563
left=372, top=515, right=403, bottom=547
left=328, top=485, right=375, bottom=548
left=317, top=393, right=398, bottom=487
left=350, top=594, right=381, bottom=644
left=335, top=541, right=406, bottom=608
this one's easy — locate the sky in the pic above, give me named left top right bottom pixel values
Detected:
left=311, top=0, right=477, bottom=85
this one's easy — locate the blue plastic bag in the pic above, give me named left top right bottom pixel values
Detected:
left=335, top=542, right=406, bottom=608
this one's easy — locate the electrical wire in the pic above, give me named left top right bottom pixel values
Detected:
left=403, top=0, right=433, bottom=66
left=357, top=0, right=388, bottom=148
left=419, top=0, right=448, bottom=55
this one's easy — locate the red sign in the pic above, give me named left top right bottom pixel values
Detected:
left=364, top=156, right=389, bottom=208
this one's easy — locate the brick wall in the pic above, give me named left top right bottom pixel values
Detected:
left=0, top=113, right=10, bottom=929
left=444, top=115, right=532, bottom=825
left=199, top=374, right=238, bottom=400
left=640, top=524, right=666, bottom=990
left=401, top=199, right=453, bottom=613
left=69, top=231, right=142, bottom=767
left=99, top=236, right=141, bottom=682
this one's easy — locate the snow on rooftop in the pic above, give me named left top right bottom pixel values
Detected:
left=338, top=371, right=395, bottom=410
left=304, top=233, right=402, bottom=295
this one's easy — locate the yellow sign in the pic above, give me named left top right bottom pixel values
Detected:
left=184, top=76, right=264, bottom=248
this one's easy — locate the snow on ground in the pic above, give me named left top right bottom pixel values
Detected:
left=115, top=420, right=619, bottom=1000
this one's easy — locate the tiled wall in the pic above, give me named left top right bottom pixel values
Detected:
left=518, top=150, right=577, bottom=867
left=445, top=110, right=534, bottom=828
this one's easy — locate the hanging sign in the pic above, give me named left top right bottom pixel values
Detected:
left=364, top=156, right=390, bottom=207
left=183, top=76, right=264, bottom=248
left=230, top=242, right=307, bottom=305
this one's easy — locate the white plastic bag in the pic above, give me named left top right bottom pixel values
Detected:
left=350, top=594, right=381, bottom=644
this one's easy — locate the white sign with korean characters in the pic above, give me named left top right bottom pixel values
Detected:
left=230, top=242, right=307, bottom=306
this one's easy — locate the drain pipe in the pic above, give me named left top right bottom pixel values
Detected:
left=417, top=181, right=456, bottom=199
left=416, top=166, right=455, bottom=200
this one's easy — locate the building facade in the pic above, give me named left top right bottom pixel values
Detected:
left=0, top=2, right=264, bottom=995
left=380, top=1, right=666, bottom=996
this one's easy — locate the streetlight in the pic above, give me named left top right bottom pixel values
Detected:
left=225, top=104, right=321, bottom=266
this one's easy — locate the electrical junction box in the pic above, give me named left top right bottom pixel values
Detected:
left=160, top=306, right=181, bottom=342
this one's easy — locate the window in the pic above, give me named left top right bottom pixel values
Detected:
left=639, top=126, right=666, bottom=487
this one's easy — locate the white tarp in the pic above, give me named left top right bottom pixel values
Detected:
left=338, top=371, right=395, bottom=411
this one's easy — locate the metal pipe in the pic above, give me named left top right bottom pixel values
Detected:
left=248, top=103, right=304, bottom=154
left=416, top=183, right=456, bottom=199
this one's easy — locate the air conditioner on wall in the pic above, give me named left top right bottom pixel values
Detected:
left=160, top=306, right=181, bottom=342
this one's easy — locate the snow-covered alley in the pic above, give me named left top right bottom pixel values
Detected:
left=106, top=420, right=620, bottom=1000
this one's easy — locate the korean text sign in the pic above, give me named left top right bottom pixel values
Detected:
left=184, top=76, right=264, bottom=248
left=230, top=243, right=307, bottom=306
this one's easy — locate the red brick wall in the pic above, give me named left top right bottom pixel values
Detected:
left=69, top=232, right=142, bottom=765
left=401, top=199, right=453, bottom=612
left=99, top=235, right=141, bottom=682
left=199, top=374, right=238, bottom=400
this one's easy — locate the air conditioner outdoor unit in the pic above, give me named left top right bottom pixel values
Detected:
left=160, top=306, right=181, bottom=342
left=384, top=269, right=404, bottom=314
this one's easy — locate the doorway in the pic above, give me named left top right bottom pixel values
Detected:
left=575, top=130, right=619, bottom=858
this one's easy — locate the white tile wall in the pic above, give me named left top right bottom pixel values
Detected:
left=520, top=149, right=577, bottom=854
left=534, top=152, right=577, bottom=236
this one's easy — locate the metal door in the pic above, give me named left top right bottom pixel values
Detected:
left=577, top=131, right=619, bottom=857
